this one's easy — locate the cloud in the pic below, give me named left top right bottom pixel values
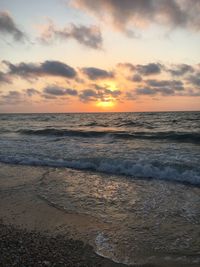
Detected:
left=40, top=21, right=102, bottom=49
left=3, top=90, right=21, bottom=98
left=105, top=88, right=121, bottom=97
left=4, top=60, right=77, bottom=79
left=72, top=0, right=200, bottom=32
left=1, top=88, right=41, bottom=105
left=79, top=86, right=121, bottom=102
left=136, top=87, right=157, bottom=95
left=186, top=89, right=200, bottom=96
left=187, top=73, right=200, bottom=87
left=136, top=85, right=184, bottom=96
left=132, top=74, right=142, bottom=82
left=25, top=88, right=40, bottom=96
left=188, top=75, right=200, bottom=88
left=117, top=63, right=135, bottom=71
left=1, top=90, right=23, bottom=104
left=136, top=63, right=162, bottom=76
left=0, top=71, right=11, bottom=84
left=168, top=64, right=194, bottom=76
left=82, top=67, right=114, bottom=80
left=125, top=91, right=137, bottom=100
left=136, top=86, right=177, bottom=96
left=135, top=77, right=185, bottom=96
left=0, top=11, right=26, bottom=41
left=118, top=62, right=162, bottom=76
left=43, top=86, right=78, bottom=96
left=146, top=79, right=184, bottom=90
left=79, top=89, right=98, bottom=102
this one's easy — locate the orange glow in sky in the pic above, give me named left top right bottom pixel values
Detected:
left=96, top=99, right=115, bottom=109
left=0, top=0, right=200, bottom=112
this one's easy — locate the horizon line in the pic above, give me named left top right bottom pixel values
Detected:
left=0, top=110, right=199, bottom=115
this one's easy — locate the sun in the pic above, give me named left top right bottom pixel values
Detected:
left=95, top=81, right=119, bottom=109
left=95, top=98, right=116, bottom=109
left=96, top=100, right=115, bottom=109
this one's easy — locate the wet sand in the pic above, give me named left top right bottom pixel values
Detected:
left=0, top=163, right=128, bottom=266
left=0, top=223, right=130, bottom=267
left=0, top=163, right=199, bottom=267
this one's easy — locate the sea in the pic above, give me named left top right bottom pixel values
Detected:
left=0, top=111, right=200, bottom=265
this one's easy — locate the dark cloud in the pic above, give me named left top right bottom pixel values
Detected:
left=43, top=86, right=78, bottom=96
left=41, top=61, right=76, bottom=78
left=132, top=74, right=142, bottom=82
left=156, top=88, right=176, bottom=96
left=118, top=62, right=162, bottom=77
left=25, top=88, right=40, bottom=97
left=1, top=90, right=23, bottom=104
left=91, top=83, right=121, bottom=96
left=79, top=89, right=98, bottom=102
left=136, top=87, right=178, bottom=96
left=136, top=87, right=156, bottom=95
left=0, top=11, right=26, bottom=41
left=187, top=73, right=200, bottom=87
left=104, top=88, right=121, bottom=98
left=82, top=67, right=114, bottom=80
left=4, top=60, right=76, bottom=79
left=136, top=63, right=162, bottom=76
left=136, top=86, right=175, bottom=96
left=79, top=86, right=121, bottom=102
left=146, top=79, right=184, bottom=90
left=136, top=79, right=185, bottom=96
left=168, top=64, right=194, bottom=76
left=73, top=0, right=200, bottom=32
left=40, top=22, right=102, bottom=49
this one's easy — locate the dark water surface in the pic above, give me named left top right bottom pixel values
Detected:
left=0, top=111, right=200, bottom=185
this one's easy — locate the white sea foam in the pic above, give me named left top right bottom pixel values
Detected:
left=0, top=156, right=200, bottom=185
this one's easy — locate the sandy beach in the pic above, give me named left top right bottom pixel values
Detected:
left=0, top=163, right=129, bottom=267
left=0, top=163, right=200, bottom=267
left=0, top=223, right=131, bottom=267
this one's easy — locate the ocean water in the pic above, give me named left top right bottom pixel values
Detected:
left=0, top=111, right=200, bottom=265
left=0, top=112, right=200, bottom=185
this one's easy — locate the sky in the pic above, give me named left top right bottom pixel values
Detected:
left=0, top=0, right=200, bottom=112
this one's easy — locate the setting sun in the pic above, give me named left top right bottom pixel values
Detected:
left=96, top=99, right=115, bottom=109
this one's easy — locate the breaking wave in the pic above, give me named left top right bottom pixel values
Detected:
left=17, top=128, right=200, bottom=144
left=0, top=156, right=200, bottom=186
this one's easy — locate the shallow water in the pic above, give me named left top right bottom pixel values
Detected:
left=0, top=112, right=200, bottom=265
left=0, top=162, right=199, bottom=265
left=37, top=168, right=200, bottom=265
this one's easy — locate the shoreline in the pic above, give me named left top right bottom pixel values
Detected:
left=0, top=163, right=129, bottom=267
left=0, top=223, right=129, bottom=267
left=0, top=163, right=200, bottom=267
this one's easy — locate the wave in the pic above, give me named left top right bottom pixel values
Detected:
left=116, top=120, right=153, bottom=128
left=18, top=128, right=110, bottom=138
left=83, top=122, right=109, bottom=127
left=0, top=157, right=200, bottom=186
left=17, top=128, right=200, bottom=144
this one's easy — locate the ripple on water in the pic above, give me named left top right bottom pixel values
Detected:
left=38, top=168, right=200, bottom=265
